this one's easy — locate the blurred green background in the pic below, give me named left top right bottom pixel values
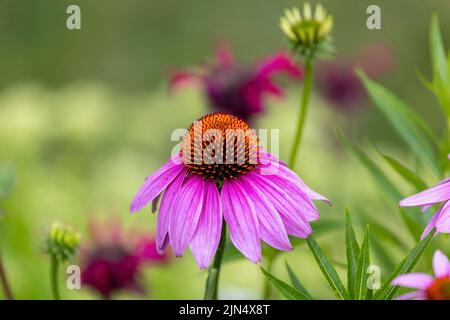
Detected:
left=0, top=0, right=449, bottom=299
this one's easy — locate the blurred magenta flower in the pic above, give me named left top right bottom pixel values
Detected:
left=169, top=44, right=302, bottom=121
left=317, top=42, right=394, bottom=113
left=392, top=250, right=450, bottom=300
left=400, top=178, right=450, bottom=239
left=81, top=219, right=168, bottom=299
left=130, top=113, right=328, bottom=269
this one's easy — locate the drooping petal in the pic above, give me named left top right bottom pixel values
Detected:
left=395, top=291, right=427, bottom=300
left=169, top=174, right=205, bottom=257
left=392, top=273, right=434, bottom=290
left=256, top=52, right=302, bottom=79
left=246, top=172, right=312, bottom=238
left=130, top=157, right=184, bottom=213
left=399, top=180, right=450, bottom=207
left=222, top=180, right=261, bottom=263
left=433, top=250, right=450, bottom=278
left=239, top=176, right=292, bottom=251
left=436, top=201, right=450, bottom=235
left=258, top=151, right=330, bottom=204
left=156, top=168, right=187, bottom=253
left=189, top=180, right=223, bottom=269
left=421, top=209, right=441, bottom=240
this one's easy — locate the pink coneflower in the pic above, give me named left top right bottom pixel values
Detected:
left=399, top=179, right=450, bottom=239
left=169, top=44, right=302, bottom=121
left=130, top=113, right=328, bottom=269
left=80, top=219, right=168, bottom=299
left=392, top=250, right=450, bottom=300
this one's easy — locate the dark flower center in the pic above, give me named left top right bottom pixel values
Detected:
left=181, top=113, right=259, bottom=180
left=426, top=276, right=450, bottom=300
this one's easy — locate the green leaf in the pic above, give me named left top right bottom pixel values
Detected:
left=0, top=165, right=15, bottom=200
left=369, top=234, right=396, bottom=275
left=339, top=132, right=424, bottom=239
left=345, top=211, right=360, bottom=299
left=260, top=267, right=311, bottom=300
left=306, top=236, right=349, bottom=300
left=285, top=261, right=313, bottom=299
left=359, top=212, right=409, bottom=252
left=430, top=14, right=448, bottom=84
left=357, top=70, right=440, bottom=178
left=374, top=231, right=434, bottom=300
left=355, top=226, right=370, bottom=300
left=381, top=155, right=428, bottom=192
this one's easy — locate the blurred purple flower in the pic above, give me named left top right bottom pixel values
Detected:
left=392, top=250, right=450, bottom=300
left=81, top=218, right=168, bottom=299
left=169, top=43, right=302, bottom=121
left=317, top=42, right=394, bottom=113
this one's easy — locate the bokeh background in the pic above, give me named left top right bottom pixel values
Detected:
left=0, top=0, right=449, bottom=299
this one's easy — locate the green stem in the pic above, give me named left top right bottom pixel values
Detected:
left=50, top=256, right=60, bottom=300
left=262, top=57, right=315, bottom=299
left=0, top=249, right=13, bottom=300
left=203, top=222, right=227, bottom=300
left=262, top=250, right=276, bottom=300
left=288, top=57, right=314, bottom=170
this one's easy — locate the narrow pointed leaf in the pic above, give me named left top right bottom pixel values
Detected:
left=430, top=15, right=448, bottom=84
left=339, top=132, right=423, bottom=239
left=345, top=211, right=360, bottom=299
left=357, top=70, right=440, bottom=177
left=374, top=231, right=434, bottom=300
left=306, top=236, right=349, bottom=300
left=285, top=261, right=313, bottom=299
left=355, top=226, right=370, bottom=300
left=260, top=267, right=311, bottom=300
left=381, top=155, right=428, bottom=192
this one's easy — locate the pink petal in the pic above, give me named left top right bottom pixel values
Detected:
left=259, top=152, right=330, bottom=204
left=169, top=71, right=202, bottom=92
left=222, top=180, right=261, bottom=263
left=256, top=52, right=302, bottom=79
left=264, top=173, right=319, bottom=221
left=395, top=290, right=427, bottom=300
left=246, top=172, right=312, bottom=238
left=392, top=273, right=434, bottom=290
left=239, top=176, right=292, bottom=251
left=400, top=180, right=450, bottom=207
left=215, top=42, right=234, bottom=66
left=189, top=180, right=223, bottom=269
left=130, top=157, right=184, bottom=213
left=421, top=209, right=441, bottom=240
left=169, top=174, right=205, bottom=257
left=433, top=250, right=450, bottom=278
left=156, top=168, right=187, bottom=253
left=436, top=201, right=450, bottom=235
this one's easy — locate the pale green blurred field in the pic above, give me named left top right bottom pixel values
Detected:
left=0, top=0, right=450, bottom=299
left=0, top=82, right=447, bottom=299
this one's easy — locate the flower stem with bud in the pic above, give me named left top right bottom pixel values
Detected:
left=50, top=255, right=60, bottom=300
left=288, top=57, right=314, bottom=170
